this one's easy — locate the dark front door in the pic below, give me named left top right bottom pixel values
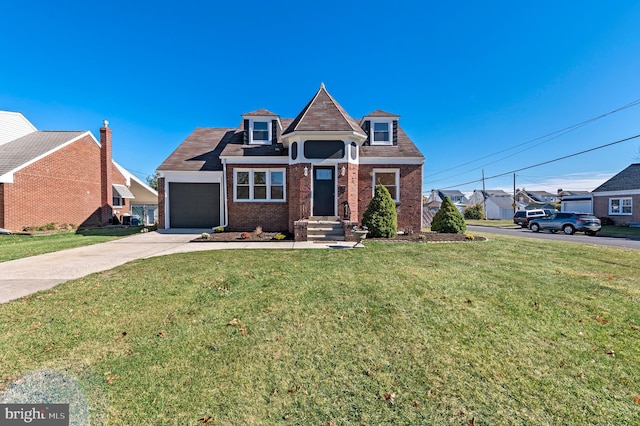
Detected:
left=313, top=167, right=335, bottom=216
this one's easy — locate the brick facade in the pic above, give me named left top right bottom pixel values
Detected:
left=157, top=177, right=166, bottom=229
left=357, top=164, right=423, bottom=233
left=593, top=194, right=640, bottom=225
left=0, top=134, right=129, bottom=231
left=225, top=164, right=289, bottom=232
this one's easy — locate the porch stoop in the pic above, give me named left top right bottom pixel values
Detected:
left=306, top=216, right=345, bottom=242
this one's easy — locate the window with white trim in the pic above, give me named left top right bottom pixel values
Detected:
left=250, top=120, right=271, bottom=144
left=371, top=121, right=391, bottom=145
left=112, top=195, right=124, bottom=207
left=372, top=169, right=399, bottom=202
left=234, top=169, right=285, bottom=202
left=609, top=197, right=632, bottom=215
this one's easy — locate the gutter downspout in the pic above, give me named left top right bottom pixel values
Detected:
left=221, top=159, right=229, bottom=229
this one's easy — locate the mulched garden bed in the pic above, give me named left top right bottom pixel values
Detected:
left=192, top=231, right=485, bottom=243
left=192, top=231, right=292, bottom=242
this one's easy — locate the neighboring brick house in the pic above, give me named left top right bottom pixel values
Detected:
left=157, top=84, right=425, bottom=240
left=592, top=163, right=640, bottom=225
left=0, top=111, right=158, bottom=231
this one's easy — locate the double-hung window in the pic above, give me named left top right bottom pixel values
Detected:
left=235, top=169, right=285, bottom=202
left=372, top=122, right=391, bottom=144
left=372, top=169, right=399, bottom=202
left=609, top=197, right=632, bottom=215
left=251, top=121, right=270, bottom=144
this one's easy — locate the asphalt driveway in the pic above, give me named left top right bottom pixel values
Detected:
left=0, top=230, right=353, bottom=304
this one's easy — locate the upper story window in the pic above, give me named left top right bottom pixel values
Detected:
left=371, top=121, right=392, bottom=145
left=252, top=121, right=269, bottom=143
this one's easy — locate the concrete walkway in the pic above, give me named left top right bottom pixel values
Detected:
left=0, top=229, right=356, bottom=304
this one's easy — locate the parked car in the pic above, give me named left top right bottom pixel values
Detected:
left=513, top=209, right=547, bottom=228
left=529, top=213, right=601, bottom=235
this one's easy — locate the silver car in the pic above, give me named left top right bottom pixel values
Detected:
left=529, top=213, right=601, bottom=236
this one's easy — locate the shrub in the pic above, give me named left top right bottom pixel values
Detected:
left=214, top=226, right=224, bottom=233
left=431, top=196, right=466, bottom=234
left=464, top=203, right=484, bottom=220
left=362, top=185, right=398, bottom=238
left=201, top=232, right=210, bottom=239
left=599, top=217, right=614, bottom=226
left=274, top=233, right=286, bottom=240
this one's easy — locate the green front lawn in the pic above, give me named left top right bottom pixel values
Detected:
left=0, top=227, right=149, bottom=262
left=1, top=236, right=639, bottom=425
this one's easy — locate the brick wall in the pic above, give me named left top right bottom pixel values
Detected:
left=358, top=164, right=423, bottom=233
left=1, top=134, right=129, bottom=231
left=157, top=177, right=166, bottom=229
left=287, top=163, right=311, bottom=233
left=225, top=164, right=289, bottom=232
left=593, top=194, right=640, bottom=225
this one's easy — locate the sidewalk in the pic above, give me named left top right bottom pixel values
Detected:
left=0, top=230, right=356, bottom=304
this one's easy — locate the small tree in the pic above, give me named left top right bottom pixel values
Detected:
left=146, top=173, right=159, bottom=191
left=362, top=184, right=398, bottom=238
left=464, top=203, right=484, bottom=220
left=432, top=196, right=466, bottom=233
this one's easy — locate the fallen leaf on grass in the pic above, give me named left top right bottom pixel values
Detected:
left=227, top=318, right=240, bottom=326
left=605, top=349, right=615, bottom=356
left=383, top=392, right=396, bottom=404
left=157, top=330, right=168, bottom=338
left=633, top=396, right=640, bottom=404
left=240, top=327, right=247, bottom=336
left=198, top=416, right=212, bottom=424
left=595, top=316, right=608, bottom=324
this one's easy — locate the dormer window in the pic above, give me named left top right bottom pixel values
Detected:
left=371, top=121, right=393, bottom=145
left=252, top=121, right=270, bottom=144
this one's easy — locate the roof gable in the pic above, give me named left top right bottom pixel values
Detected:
left=0, top=111, right=38, bottom=146
left=283, top=84, right=363, bottom=135
left=593, top=163, right=640, bottom=192
left=0, top=131, right=92, bottom=181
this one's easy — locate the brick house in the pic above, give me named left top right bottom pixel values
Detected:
left=592, top=163, right=640, bottom=225
left=157, top=84, right=424, bottom=240
left=0, top=111, right=158, bottom=232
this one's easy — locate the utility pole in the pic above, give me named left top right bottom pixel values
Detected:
left=482, top=169, right=487, bottom=220
left=513, top=173, right=517, bottom=215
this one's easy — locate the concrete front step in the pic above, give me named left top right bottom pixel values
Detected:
left=306, top=217, right=344, bottom=241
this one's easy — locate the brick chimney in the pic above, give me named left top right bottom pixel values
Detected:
left=100, top=120, right=113, bottom=225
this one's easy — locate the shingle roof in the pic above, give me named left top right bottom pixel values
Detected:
left=157, top=128, right=239, bottom=172
left=283, top=84, right=363, bottom=135
left=0, top=131, right=88, bottom=176
left=362, top=109, right=400, bottom=118
left=242, top=109, right=278, bottom=117
left=592, top=163, right=640, bottom=192
left=359, top=125, right=423, bottom=158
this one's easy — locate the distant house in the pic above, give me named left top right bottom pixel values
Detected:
left=468, top=189, right=514, bottom=219
left=426, top=189, right=467, bottom=213
left=558, top=190, right=593, bottom=214
left=157, top=84, right=424, bottom=240
left=592, top=163, right=640, bottom=225
left=0, top=111, right=158, bottom=231
left=515, top=188, right=559, bottom=204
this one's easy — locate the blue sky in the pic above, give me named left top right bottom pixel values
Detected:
left=2, top=1, right=640, bottom=195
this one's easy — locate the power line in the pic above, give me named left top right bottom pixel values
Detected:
left=439, top=133, right=640, bottom=190
left=424, top=97, right=640, bottom=181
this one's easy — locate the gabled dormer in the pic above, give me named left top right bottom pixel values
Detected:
left=361, top=110, right=399, bottom=146
left=242, top=109, right=282, bottom=145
